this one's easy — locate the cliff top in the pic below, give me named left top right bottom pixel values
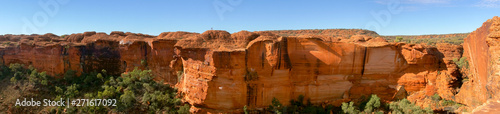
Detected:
left=258, top=29, right=380, bottom=38
left=0, top=29, right=463, bottom=50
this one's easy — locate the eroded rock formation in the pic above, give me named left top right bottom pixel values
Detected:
left=456, top=16, right=500, bottom=110
left=0, top=28, right=469, bottom=113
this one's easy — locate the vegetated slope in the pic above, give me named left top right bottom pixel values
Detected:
left=0, top=64, right=190, bottom=113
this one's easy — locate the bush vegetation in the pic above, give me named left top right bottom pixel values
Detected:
left=453, top=57, right=469, bottom=70
left=389, top=99, right=433, bottom=114
left=387, top=36, right=465, bottom=46
left=0, top=63, right=189, bottom=113
left=245, top=70, right=258, bottom=81
left=141, top=59, right=148, bottom=67
left=262, top=94, right=438, bottom=114
left=429, top=94, right=464, bottom=112
left=266, top=95, right=336, bottom=114
left=453, top=57, right=470, bottom=82
left=341, top=94, right=384, bottom=114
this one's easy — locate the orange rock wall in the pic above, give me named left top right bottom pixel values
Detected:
left=0, top=39, right=181, bottom=85
left=176, top=36, right=454, bottom=112
left=206, top=50, right=247, bottom=109
left=119, top=41, right=149, bottom=72
left=0, top=30, right=467, bottom=113
left=286, top=38, right=365, bottom=103
left=147, top=39, right=178, bottom=83
left=457, top=16, right=500, bottom=107
left=2, top=44, right=66, bottom=76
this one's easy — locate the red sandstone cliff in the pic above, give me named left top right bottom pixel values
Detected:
left=456, top=16, right=500, bottom=111
left=0, top=29, right=469, bottom=113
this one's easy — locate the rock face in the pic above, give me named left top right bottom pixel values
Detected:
left=2, top=43, right=67, bottom=76
left=0, top=29, right=467, bottom=113
left=176, top=34, right=460, bottom=112
left=456, top=16, right=500, bottom=108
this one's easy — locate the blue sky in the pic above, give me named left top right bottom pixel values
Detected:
left=0, top=0, right=499, bottom=36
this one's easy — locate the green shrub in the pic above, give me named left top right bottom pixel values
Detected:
left=341, top=94, right=383, bottom=114
left=395, top=37, right=403, bottom=42
left=100, top=85, right=117, bottom=99
left=389, top=99, right=433, bottom=114
left=178, top=104, right=190, bottom=114
left=142, top=90, right=182, bottom=113
left=55, top=86, right=63, bottom=94
left=119, top=89, right=136, bottom=111
left=432, top=94, right=441, bottom=102
left=97, top=73, right=104, bottom=82
left=6, top=64, right=51, bottom=86
left=243, top=105, right=248, bottom=114
left=245, top=70, right=258, bottom=81
left=364, top=94, right=381, bottom=113
left=263, top=94, right=384, bottom=114
left=0, top=65, right=10, bottom=79
left=268, top=97, right=283, bottom=114
left=454, top=57, right=470, bottom=82
left=342, top=101, right=361, bottom=114
left=141, top=59, right=148, bottom=67
left=453, top=57, right=469, bottom=69
left=10, top=76, right=17, bottom=83
left=102, top=68, right=186, bottom=113
left=63, top=69, right=77, bottom=83
left=431, top=94, right=442, bottom=108
left=441, top=100, right=458, bottom=106
left=65, top=84, right=79, bottom=98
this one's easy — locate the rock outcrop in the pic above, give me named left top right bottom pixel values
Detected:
left=456, top=16, right=500, bottom=109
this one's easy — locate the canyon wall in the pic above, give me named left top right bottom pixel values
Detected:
left=177, top=34, right=463, bottom=113
left=0, top=29, right=466, bottom=113
left=456, top=16, right=500, bottom=108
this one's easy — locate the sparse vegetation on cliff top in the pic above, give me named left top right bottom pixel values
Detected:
left=260, top=29, right=380, bottom=38
left=385, top=33, right=468, bottom=46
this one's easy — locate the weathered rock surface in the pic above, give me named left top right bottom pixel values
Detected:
left=457, top=16, right=500, bottom=110
left=175, top=33, right=460, bottom=112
